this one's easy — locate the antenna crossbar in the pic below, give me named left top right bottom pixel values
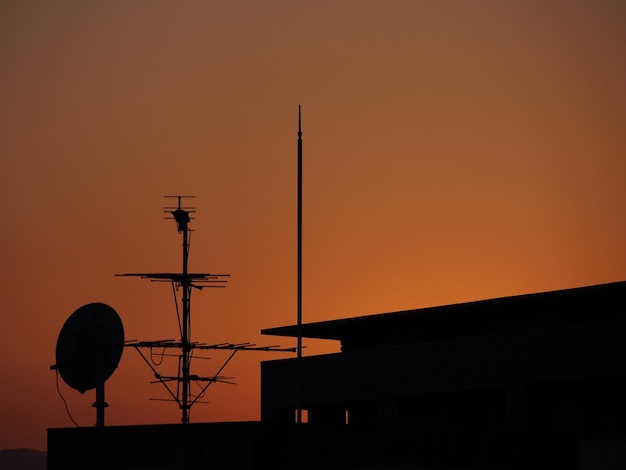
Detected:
left=126, top=340, right=295, bottom=353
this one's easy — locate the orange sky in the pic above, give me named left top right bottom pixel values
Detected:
left=1, top=0, right=625, bottom=451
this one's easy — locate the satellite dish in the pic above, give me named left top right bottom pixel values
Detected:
left=54, top=302, right=124, bottom=394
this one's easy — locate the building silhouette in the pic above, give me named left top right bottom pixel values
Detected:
left=48, top=280, right=626, bottom=469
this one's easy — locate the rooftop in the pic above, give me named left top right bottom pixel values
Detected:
left=261, top=281, right=626, bottom=351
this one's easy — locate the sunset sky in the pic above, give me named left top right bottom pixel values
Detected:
left=1, top=0, right=625, bottom=451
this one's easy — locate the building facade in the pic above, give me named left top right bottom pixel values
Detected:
left=261, top=281, right=626, bottom=441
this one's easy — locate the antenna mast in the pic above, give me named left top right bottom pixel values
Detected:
left=170, top=196, right=193, bottom=424
left=117, top=196, right=295, bottom=425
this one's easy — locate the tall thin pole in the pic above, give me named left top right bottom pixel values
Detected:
left=296, top=105, right=303, bottom=424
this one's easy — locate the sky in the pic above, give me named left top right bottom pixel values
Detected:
left=1, top=0, right=625, bottom=451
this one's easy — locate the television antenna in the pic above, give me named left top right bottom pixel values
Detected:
left=117, top=196, right=295, bottom=424
left=51, top=302, right=125, bottom=427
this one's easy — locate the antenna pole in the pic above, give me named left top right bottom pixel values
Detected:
left=296, top=105, right=303, bottom=424
left=117, top=198, right=292, bottom=424
left=172, top=196, right=192, bottom=424
left=94, top=382, right=106, bottom=427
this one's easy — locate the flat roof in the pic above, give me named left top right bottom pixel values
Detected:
left=261, top=281, right=626, bottom=344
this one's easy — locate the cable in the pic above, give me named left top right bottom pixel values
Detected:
left=150, top=346, right=165, bottom=366
left=55, top=369, right=80, bottom=427
left=171, top=280, right=183, bottom=338
left=187, top=229, right=192, bottom=262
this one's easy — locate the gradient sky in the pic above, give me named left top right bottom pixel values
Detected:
left=1, top=0, right=625, bottom=451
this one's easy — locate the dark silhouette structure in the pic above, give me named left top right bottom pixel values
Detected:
left=51, top=302, right=124, bottom=427
left=115, top=196, right=293, bottom=425
left=48, top=280, right=626, bottom=469
left=261, top=280, right=626, bottom=436
left=46, top=112, right=626, bottom=468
